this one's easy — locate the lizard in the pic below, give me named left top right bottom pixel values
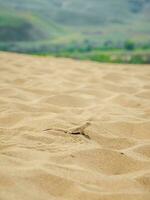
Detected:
left=43, top=121, right=91, bottom=139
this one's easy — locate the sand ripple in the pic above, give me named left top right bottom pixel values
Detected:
left=0, top=52, right=150, bottom=200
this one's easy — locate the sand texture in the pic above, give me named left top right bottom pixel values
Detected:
left=0, top=52, right=150, bottom=200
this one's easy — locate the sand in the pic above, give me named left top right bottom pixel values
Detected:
left=0, top=52, right=150, bottom=200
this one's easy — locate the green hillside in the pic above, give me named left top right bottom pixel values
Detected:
left=0, top=12, right=46, bottom=42
left=0, top=0, right=150, bottom=63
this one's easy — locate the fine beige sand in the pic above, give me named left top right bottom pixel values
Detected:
left=0, top=52, right=150, bottom=200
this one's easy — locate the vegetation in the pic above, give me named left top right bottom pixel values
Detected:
left=124, top=41, right=135, bottom=51
left=0, top=0, right=150, bottom=64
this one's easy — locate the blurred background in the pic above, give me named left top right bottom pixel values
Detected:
left=0, top=0, right=150, bottom=63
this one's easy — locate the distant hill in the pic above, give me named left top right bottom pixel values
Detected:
left=0, top=0, right=150, bottom=53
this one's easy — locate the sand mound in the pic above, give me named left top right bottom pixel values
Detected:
left=0, top=52, right=150, bottom=200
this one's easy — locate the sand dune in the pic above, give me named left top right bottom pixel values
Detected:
left=0, top=52, right=150, bottom=200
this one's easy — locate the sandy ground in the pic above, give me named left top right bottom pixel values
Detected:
left=0, top=52, right=150, bottom=200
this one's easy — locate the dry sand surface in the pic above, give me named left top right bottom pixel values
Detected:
left=0, top=52, right=150, bottom=200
